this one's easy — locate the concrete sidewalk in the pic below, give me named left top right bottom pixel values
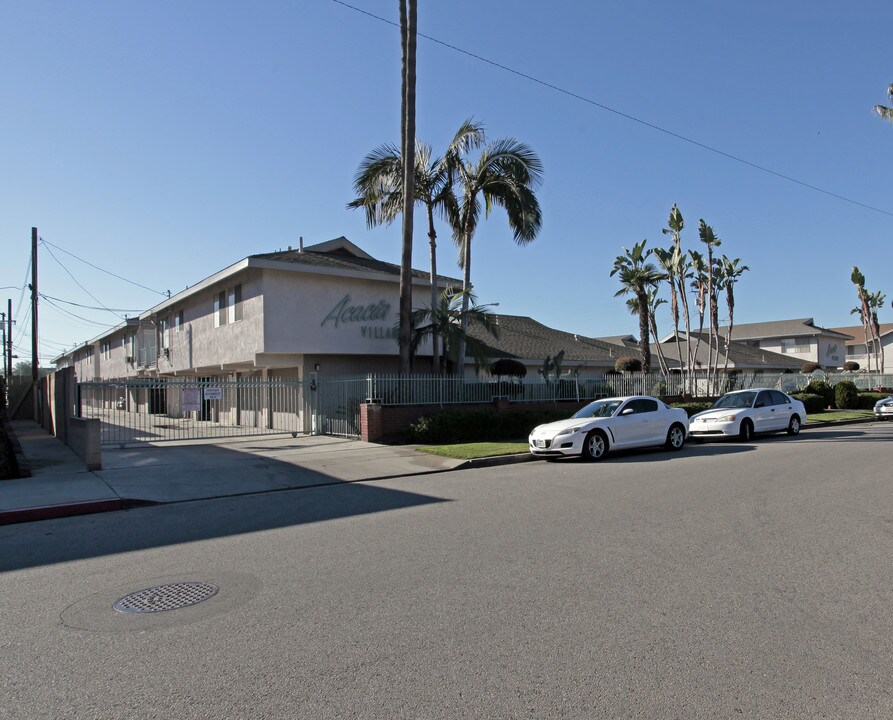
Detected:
left=0, top=421, right=472, bottom=525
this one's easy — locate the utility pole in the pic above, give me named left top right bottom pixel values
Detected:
left=1, top=310, right=6, bottom=376
left=31, top=227, right=38, bottom=383
left=6, top=298, right=12, bottom=377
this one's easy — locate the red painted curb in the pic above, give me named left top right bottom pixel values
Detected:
left=0, top=498, right=124, bottom=525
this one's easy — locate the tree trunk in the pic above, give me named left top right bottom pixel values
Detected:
left=397, top=0, right=417, bottom=376
left=637, top=290, right=651, bottom=374
left=454, top=227, right=472, bottom=377
left=426, top=202, right=440, bottom=374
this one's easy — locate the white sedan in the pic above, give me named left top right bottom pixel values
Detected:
left=528, top=396, right=689, bottom=461
left=689, top=388, right=806, bottom=441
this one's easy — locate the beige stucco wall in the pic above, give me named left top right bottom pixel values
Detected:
left=261, top=269, right=433, bottom=358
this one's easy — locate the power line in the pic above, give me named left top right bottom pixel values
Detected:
left=13, top=256, right=31, bottom=320
left=40, top=295, right=116, bottom=327
left=38, top=292, right=141, bottom=314
left=39, top=238, right=168, bottom=296
left=330, top=0, right=893, bottom=218
left=40, top=240, right=126, bottom=321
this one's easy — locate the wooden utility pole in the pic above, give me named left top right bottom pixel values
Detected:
left=5, top=298, right=11, bottom=377
left=1, top=309, right=6, bottom=376
left=31, top=227, right=38, bottom=383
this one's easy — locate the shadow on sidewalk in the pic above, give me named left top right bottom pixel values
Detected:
left=0, top=445, right=449, bottom=573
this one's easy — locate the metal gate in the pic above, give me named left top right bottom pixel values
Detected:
left=78, top=377, right=366, bottom=446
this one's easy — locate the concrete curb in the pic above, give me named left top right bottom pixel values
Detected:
left=0, top=498, right=125, bottom=526
left=454, top=453, right=539, bottom=471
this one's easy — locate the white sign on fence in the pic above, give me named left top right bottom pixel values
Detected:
left=203, top=387, right=222, bottom=401
left=182, top=387, right=201, bottom=412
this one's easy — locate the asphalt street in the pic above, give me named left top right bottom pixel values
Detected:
left=2, top=424, right=892, bottom=719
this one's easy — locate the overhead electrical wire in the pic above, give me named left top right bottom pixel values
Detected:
left=40, top=295, right=117, bottom=327
left=39, top=238, right=168, bottom=297
left=330, top=0, right=893, bottom=218
left=38, top=292, right=141, bottom=314
left=40, top=239, right=126, bottom=321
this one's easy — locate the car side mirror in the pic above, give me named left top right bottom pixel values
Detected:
left=754, top=401, right=764, bottom=408
left=620, top=408, right=635, bottom=416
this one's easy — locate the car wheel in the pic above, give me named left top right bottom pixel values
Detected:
left=582, top=430, right=608, bottom=461
left=787, top=415, right=801, bottom=436
left=739, top=418, right=754, bottom=441
left=665, top=423, right=686, bottom=451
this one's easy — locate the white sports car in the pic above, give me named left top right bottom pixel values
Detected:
left=874, top=396, right=893, bottom=420
left=528, top=396, right=689, bottom=461
left=689, top=388, right=806, bottom=441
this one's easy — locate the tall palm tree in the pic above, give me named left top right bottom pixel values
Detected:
left=661, top=205, right=695, bottom=388
left=688, top=249, right=708, bottom=380
left=654, top=244, right=685, bottom=383
left=397, top=0, right=418, bottom=375
left=348, top=121, right=485, bottom=371
left=611, top=240, right=665, bottom=373
left=851, top=267, right=874, bottom=372
left=450, top=136, right=543, bottom=375
left=409, top=287, right=500, bottom=373
left=869, top=289, right=887, bottom=372
left=874, top=84, right=893, bottom=122
left=698, top=220, right=722, bottom=393
left=719, top=256, right=749, bottom=378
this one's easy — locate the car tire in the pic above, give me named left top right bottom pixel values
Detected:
left=582, top=430, right=608, bottom=461
left=665, top=423, right=686, bottom=451
left=787, top=415, right=801, bottom=436
left=739, top=418, right=754, bottom=441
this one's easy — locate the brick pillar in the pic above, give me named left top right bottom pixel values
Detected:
left=361, top=402, right=383, bottom=443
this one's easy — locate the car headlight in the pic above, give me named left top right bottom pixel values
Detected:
left=558, top=425, right=585, bottom=437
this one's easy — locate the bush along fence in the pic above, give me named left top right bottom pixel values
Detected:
left=358, top=371, right=892, bottom=443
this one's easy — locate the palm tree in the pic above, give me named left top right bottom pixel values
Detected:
left=688, top=249, right=708, bottom=381
left=626, top=290, right=670, bottom=377
left=719, top=256, right=749, bottom=378
left=869, top=289, right=887, bottom=372
left=654, top=244, right=687, bottom=385
left=397, top=0, right=418, bottom=375
left=851, top=267, right=874, bottom=372
left=450, top=136, right=543, bottom=375
left=409, top=287, right=500, bottom=373
left=611, top=240, right=665, bottom=373
left=874, top=84, right=893, bottom=122
left=698, top=220, right=722, bottom=393
left=348, top=120, right=485, bottom=371
left=661, top=205, right=695, bottom=388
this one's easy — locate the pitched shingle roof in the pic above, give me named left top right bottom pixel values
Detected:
left=252, top=236, right=462, bottom=286
left=717, top=318, right=852, bottom=340
left=657, top=336, right=802, bottom=370
left=466, top=315, right=633, bottom=365
left=828, top=323, right=893, bottom=344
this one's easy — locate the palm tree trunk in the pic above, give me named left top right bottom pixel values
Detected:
left=677, top=273, right=694, bottom=394
left=454, top=229, right=472, bottom=377
left=637, top=290, right=651, bottom=374
left=397, top=0, right=417, bottom=375
left=648, top=312, right=669, bottom=378
left=426, top=202, right=440, bottom=373
left=722, top=287, right=735, bottom=380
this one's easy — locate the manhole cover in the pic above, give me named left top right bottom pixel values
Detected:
left=113, top=582, right=219, bottom=614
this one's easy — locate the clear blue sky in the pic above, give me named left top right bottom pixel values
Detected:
left=2, top=0, right=891, bottom=367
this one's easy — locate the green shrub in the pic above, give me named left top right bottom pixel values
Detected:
left=834, top=380, right=859, bottom=410
left=671, top=402, right=713, bottom=417
left=791, top=393, right=825, bottom=414
left=857, top=392, right=890, bottom=410
left=408, top=408, right=575, bottom=444
left=614, top=356, right=642, bottom=372
left=802, top=380, right=834, bottom=405
left=843, top=361, right=860, bottom=372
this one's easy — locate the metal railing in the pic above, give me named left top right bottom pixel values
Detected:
left=360, top=371, right=893, bottom=407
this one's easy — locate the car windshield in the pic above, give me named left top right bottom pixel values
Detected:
left=711, top=391, right=757, bottom=409
left=573, top=400, right=623, bottom=419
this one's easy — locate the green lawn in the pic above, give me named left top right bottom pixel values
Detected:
left=806, top=409, right=874, bottom=423
left=416, top=410, right=878, bottom=459
left=416, top=441, right=528, bottom=460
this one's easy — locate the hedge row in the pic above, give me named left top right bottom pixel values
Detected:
left=409, top=408, right=572, bottom=444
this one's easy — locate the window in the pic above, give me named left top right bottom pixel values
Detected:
left=160, top=316, right=170, bottom=349
left=781, top=337, right=811, bottom=354
left=770, top=390, right=790, bottom=406
left=215, top=285, right=242, bottom=327
left=175, top=310, right=184, bottom=333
